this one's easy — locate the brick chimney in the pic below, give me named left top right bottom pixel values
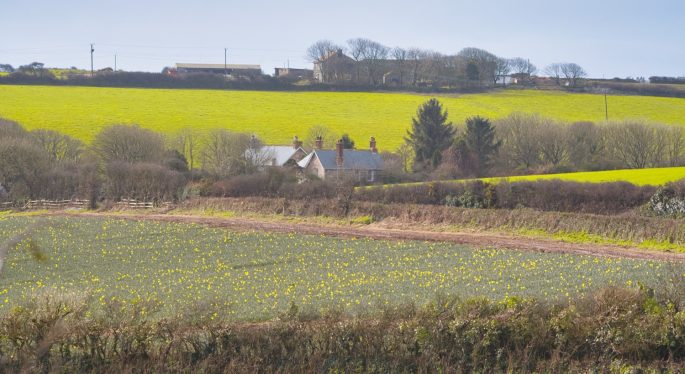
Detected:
left=336, top=139, right=344, bottom=167
left=370, top=136, right=377, bottom=153
left=315, top=136, right=323, bottom=150
left=293, top=135, right=303, bottom=149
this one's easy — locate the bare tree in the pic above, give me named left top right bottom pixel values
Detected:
left=560, top=63, right=587, bottom=86
left=544, top=63, right=563, bottom=86
left=567, top=121, right=604, bottom=169
left=361, top=40, right=390, bottom=85
left=457, top=48, right=499, bottom=86
left=604, top=121, right=657, bottom=168
left=494, top=58, right=511, bottom=86
left=31, top=129, right=83, bottom=163
left=494, top=113, right=543, bottom=169
left=391, top=47, right=408, bottom=85
left=304, top=125, right=338, bottom=150
left=199, top=130, right=254, bottom=177
left=307, top=40, right=341, bottom=83
left=407, top=48, right=426, bottom=86
left=510, top=57, right=537, bottom=76
left=538, top=119, right=568, bottom=166
left=347, top=38, right=369, bottom=83
left=172, top=128, right=199, bottom=170
left=92, top=125, right=166, bottom=164
left=665, top=126, right=685, bottom=166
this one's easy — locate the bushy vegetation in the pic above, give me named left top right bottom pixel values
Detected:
left=3, top=285, right=685, bottom=371
left=356, top=179, right=657, bottom=215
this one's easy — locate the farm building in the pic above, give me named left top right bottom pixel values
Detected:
left=174, top=63, right=262, bottom=78
left=312, top=49, right=355, bottom=83
left=245, top=136, right=308, bottom=167
left=298, top=137, right=383, bottom=182
left=274, top=67, right=313, bottom=80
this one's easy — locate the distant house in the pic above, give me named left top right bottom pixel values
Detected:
left=274, top=67, right=313, bottom=80
left=174, top=63, right=262, bottom=78
left=298, top=137, right=383, bottom=183
left=313, top=49, right=355, bottom=83
left=245, top=136, right=308, bottom=168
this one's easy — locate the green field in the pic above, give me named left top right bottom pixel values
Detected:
left=480, top=166, right=685, bottom=186
left=1, top=85, right=684, bottom=150
left=0, top=215, right=677, bottom=320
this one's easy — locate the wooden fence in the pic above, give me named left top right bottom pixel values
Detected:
left=24, top=199, right=89, bottom=210
left=1, top=199, right=174, bottom=211
left=114, top=199, right=174, bottom=209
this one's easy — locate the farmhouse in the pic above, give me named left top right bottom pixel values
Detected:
left=313, top=49, right=355, bottom=83
left=174, top=63, right=262, bottom=78
left=246, top=136, right=308, bottom=167
left=298, top=137, right=383, bottom=182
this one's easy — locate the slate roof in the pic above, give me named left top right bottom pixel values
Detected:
left=298, top=150, right=383, bottom=170
left=246, top=146, right=305, bottom=166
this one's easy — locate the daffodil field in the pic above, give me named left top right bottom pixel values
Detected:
left=0, top=215, right=680, bottom=320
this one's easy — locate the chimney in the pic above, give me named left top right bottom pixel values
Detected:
left=293, top=135, right=303, bottom=149
left=315, top=135, right=323, bottom=150
left=370, top=136, right=377, bottom=153
left=336, top=139, right=344, bottom=167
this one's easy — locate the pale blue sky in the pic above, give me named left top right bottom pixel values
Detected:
left=1, top=0, right=683, bottom=78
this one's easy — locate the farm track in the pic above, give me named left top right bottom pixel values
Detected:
left=47, top=211, right=685, bottom=262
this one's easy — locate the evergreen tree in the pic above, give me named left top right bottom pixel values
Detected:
left=404, top=98, right=456, bottom=170
left=340, top=134, right=355, bottom=149
left=456, top=116, right=500, bottom=176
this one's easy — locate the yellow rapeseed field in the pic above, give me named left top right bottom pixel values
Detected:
left=0, top=85, right=684, bottom=150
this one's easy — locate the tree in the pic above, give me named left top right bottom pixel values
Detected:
left=538, top=119, right=568, bottom=166
left=466, top=62, right=480, bottom=82
left=0, top=64, right=13, bottom=73
left=544, top=63, right=563, bottom=86
left=510, top=57, right=537, bottom=76
left=567, top=121, right=603, bottom=169
left=172, top=128, right=199, bottom=170
left=458, top=48, right=498, bottom=85
left=199, top=130, right=254, bottom=177
left=361, top=40, right=390, bottom=85
left=92, top=125, right=165, bottom=164
left=347, top=38, right=369, bottom=82
left=494, top=58, right=511, bottom=86
left=305, top=125, right=338, bottom=150
left=454, top=116, right=501, bottom=176
left=31, top=129, right=83, bottom=163
left=340, top=134, right=355, bottom=149
left=495, top=113, right=543, bottom=169
left=561, top=63, right=587, bottom=86
left=405, top=98, right=456, bottom=170
left=307, top=40, right=342, bottom=83
left=604, top=120, right=658, bottom=169
left=391, top=47, right=408, bottom=85
left=407, top=48, right=426, bottom=86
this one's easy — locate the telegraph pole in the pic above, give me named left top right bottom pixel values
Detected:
left=224, top=48, right=228, bottom=76
left=114, top=53, right=117, bottom=72
left=90, top=43, right=94, bottom=77
left=604, top=91, right=609, bottom=121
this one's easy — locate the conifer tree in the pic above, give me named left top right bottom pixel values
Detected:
left=404, top=98, right=456, bottom=170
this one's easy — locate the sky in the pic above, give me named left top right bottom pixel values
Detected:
left=1, top=0, right=684, bottom=78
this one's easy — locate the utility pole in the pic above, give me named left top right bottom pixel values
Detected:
left=604, top=91, right=609, bottom=121
left=90, top=43, right=94, bottom=77
left=114, top=53, right=117, bottom=72
left=224, top=48, right=228, bottom=76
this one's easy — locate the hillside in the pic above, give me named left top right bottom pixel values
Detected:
left=1, top=85, right=684, bottom=150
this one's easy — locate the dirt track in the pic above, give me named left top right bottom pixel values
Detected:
left=48, top=211, right=685, bottom=262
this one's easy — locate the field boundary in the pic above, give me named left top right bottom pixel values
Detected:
left=45, top=211, right=685, bottom=262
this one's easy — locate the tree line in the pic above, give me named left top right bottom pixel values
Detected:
left=307, top=38, right=587, bottom=88
left=402, top=99, right=685, bottom=180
